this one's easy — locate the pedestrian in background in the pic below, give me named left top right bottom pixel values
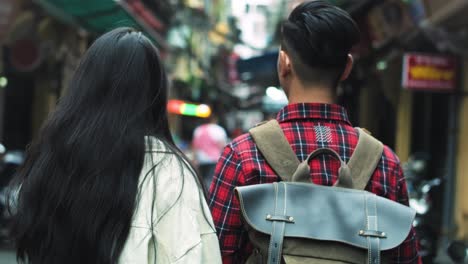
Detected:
left=192, top=114, right=227, bottom=189
left=7, top=27, right=221, bottom=264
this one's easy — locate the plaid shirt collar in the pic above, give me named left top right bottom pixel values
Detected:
left=276, top=103, right=352, bottom=125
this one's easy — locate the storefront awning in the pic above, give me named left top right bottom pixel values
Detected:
left=36, top=0, right=169, bottom=48
left=237, top=51, right=279, bottom=87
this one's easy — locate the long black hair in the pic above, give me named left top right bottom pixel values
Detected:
left=8, top=27, right=203, bottom=264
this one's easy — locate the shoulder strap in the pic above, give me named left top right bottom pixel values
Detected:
left=249, top=120, right=300, bottom=181
left=347, top=128, right=384, bottom=190
left=249, top=122, right=384, bottom=189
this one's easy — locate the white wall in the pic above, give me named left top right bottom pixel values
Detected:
left=231, top=0, right=281, bottom=52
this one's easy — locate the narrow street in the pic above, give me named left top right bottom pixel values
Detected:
left=0, top=0, right=466, bottom=263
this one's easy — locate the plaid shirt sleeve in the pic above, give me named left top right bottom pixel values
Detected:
left=208, top=145, right=250, bottom=264
left=389, top=160, right=422, bottom=263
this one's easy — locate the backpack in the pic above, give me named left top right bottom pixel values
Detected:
left=234, top=120, right=416, bottom=264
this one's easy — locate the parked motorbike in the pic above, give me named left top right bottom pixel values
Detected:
left=448, top=240, right=468, bottom=263
left=411, top=177, right=442, bottom=262
left=403, top=154, right=442, bottom=263
left=0, top=145, right=24, bottom=242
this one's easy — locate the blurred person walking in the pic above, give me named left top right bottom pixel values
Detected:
left=209, top=1, right=421, bottom=263
left=192, top=114, right=227, bottom=189
left=7, top=27, right=221, bottom=264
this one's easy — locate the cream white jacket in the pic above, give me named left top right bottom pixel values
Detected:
left=119, top=139, right=222, bottom=264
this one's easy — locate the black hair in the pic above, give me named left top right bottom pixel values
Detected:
left=8, top=27, right=204, bottom=264
left=281, top=0, right=360, bottom=87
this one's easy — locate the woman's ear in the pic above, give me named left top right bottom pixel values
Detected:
left=340, top=54, right=354, bottom=81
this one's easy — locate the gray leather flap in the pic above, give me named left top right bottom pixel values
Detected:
left=235, top=182, right=415, bottom=251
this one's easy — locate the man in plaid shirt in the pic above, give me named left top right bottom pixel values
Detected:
left=209, top=1, right=421, bottom=263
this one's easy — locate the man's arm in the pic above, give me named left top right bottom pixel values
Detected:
left=391, top=164, right=422, bottom=264
left=208, top=145, right=248, bottom=264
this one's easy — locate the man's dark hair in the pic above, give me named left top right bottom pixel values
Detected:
left=281, top=0, right=360, bottom=87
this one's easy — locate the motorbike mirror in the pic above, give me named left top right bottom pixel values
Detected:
left=0, top=143, right=5, bottom=155
left=411, top=160, right=426, bottom=173
left=447, top=241, right=467, bottom=263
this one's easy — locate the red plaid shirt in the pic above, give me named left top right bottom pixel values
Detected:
left=209, top=103, right=421, bottom=264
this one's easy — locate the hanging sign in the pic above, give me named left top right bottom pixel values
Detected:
left=402, top=53, right=457, bottom=91
left=11, top=38, right=42, bottom=72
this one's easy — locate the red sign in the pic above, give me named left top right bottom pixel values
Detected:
left=402, top=53, right=457, bottom=91
left=11, top=38, right=42, bottom=72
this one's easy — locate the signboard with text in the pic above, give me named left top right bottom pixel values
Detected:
left=402, top=53, right=457, bottom=91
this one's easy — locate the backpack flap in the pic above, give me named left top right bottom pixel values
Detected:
left=235, top=182, right=415, bottom=251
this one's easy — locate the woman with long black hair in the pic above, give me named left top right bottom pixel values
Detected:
left=8, top=27, right=221, bottom=264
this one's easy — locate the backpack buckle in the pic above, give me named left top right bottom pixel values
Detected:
left=266, top=214, right=295, bottom=223
left=358, top=230, right=387, bottom=238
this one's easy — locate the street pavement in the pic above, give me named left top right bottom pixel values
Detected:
left=0, top=245, right=455, bottom=263
left=0, top=247, right=15, bottom=264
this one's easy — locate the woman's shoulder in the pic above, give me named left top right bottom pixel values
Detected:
left=140, top=137, right=202, bottom=213
left=144, top=136, right=170, bottom=152
left=142, top=137, right=192, bottom=179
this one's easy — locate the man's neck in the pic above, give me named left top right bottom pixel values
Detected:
left=287, top=81, right=336, bottom=104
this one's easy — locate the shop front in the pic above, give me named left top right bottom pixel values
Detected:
left=353, top=0, right=468, bottom=260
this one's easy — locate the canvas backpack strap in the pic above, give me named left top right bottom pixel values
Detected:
left=345, top=128, right=384, bottom=190
left=249, top=120, right=300, bottom=181
left=348, top=128, right=384, bottom=264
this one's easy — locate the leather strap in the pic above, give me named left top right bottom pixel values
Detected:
left=267, top=182, right=289, bottom=264
left=348, top=128, right=384, bottom=190
left=250, top=120, right=299, bottom=181
left=365, top=194, right=381, bottom=264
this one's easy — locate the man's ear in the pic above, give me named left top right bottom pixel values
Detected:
left=340, top=54, right=354, bottom=81
left=278, top=50, right=292, bottom=78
